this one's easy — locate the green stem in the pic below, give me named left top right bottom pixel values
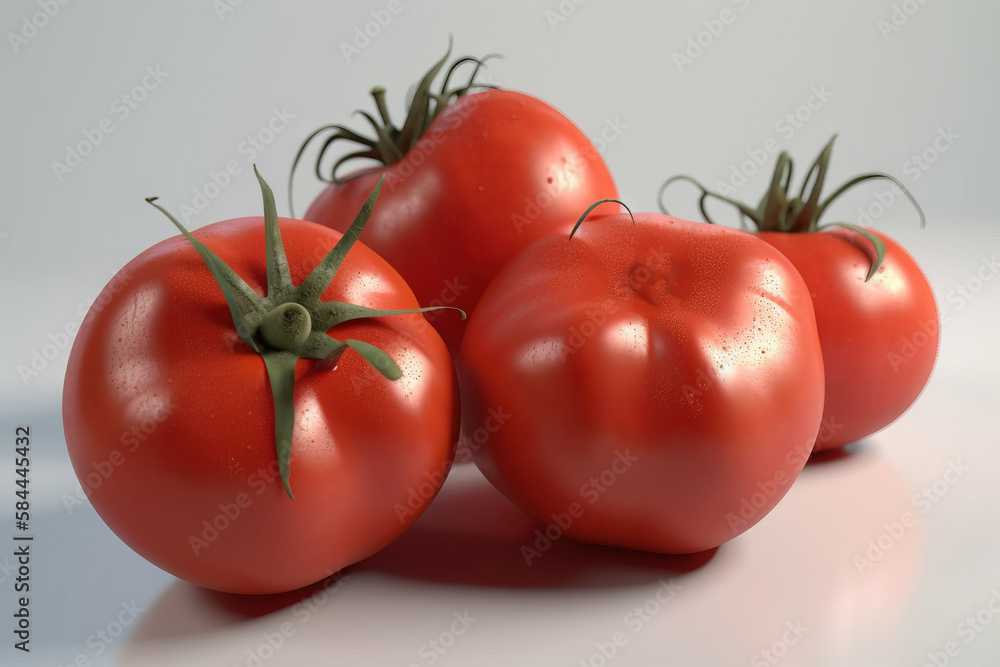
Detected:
left=260, top=303, right=312, bottom=351
left=659, top=135, right=926, bottom=279
left=287, top=40, right=499, bottom=216
left=147, top=168, right=464, bottom=499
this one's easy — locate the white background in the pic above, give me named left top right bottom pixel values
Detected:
left=1, top=1, right=999, bottom=665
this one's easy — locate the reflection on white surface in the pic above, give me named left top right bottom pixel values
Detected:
left=110, top=449, right=920, bottom=667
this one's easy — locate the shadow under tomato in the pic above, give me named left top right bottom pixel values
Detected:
left=120, top=574, right=346, bottom=644
left=806, top=437, right=875, bottom=466
left=355, top=467, right=718, bottom=589
left=125, top=466, right=717, bottom=646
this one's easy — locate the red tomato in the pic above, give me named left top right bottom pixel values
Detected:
left=458, top=212, right=825, bottom=554
left=63, top=178, right=458, bottom=594
left=297, top=49, right=617, bottom=355
left=660, top=136, right=938, bottom=450
left=757, top=228, right=937, bottom=449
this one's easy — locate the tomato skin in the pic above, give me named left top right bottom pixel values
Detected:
left=63, top=218, right=457, bottom=595
left=459, top=213, right=825, bottom=554
left=304, top=89, right=618, bottom=355
left=756, top=227, right=939, bottom=450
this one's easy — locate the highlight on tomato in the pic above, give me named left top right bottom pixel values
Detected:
left=63, top=169, right=461, bottom=594
left=659, top=136, right=938, bottom=451
left=458, top=204, right=826, bottom=554
left=290, top=40, right=619, bottom=355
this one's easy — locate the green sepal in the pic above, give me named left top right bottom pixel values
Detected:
left=261, top=351, right=298, bottom=499
left=659, top=135, right=925, bottom=237
left=298, top=175, right=384, bottom=302
left=313, top=302, right=466, bottom=331
left=345, top=339, right=402, bottom=380
left=760, top=152, right=793, bottom=231
left=255, top=165, right=292, bottom=298
left=569, top=199, right=634, bottom=239
left=824, top=222, right=887, bottom=281
left=148, top=169, right=467, bottom=499
left=657, top=176, right=759, bottom=227
left=394, top=38, right=454, bottom=155
left=790, top=135, right=837, bottom=232
left=287, top=39, right=498, bottom=214
left=144, top=197, right=262, bottom=353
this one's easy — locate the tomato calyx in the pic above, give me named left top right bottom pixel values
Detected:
left=288, top=38, right=500, bottom=214
left=658, top=135, right=926, bottom=281
left=146, top=167, right=464, bottom=498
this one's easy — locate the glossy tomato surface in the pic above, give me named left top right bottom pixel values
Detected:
left=305, top=89, right=618, bottom=354
left=459, top=213, right=825, bottom=554
left=63, top=218, right=458, bottom=594
left=757, top=227, right=938, bottom=450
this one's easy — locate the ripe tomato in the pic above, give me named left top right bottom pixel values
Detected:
left=63, top=173, right=458, bottom=594
left=294, top=46, right=618, bottom=355
left=458, top=211, right=825, bottom=554
left=757, top=228, right=937, bottom=449
left=660, top=136, right=938, bottom=450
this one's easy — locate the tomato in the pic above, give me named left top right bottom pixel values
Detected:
left=294, top=46, right=618, bottom=355
left=62, top=172, right=459, bottom=594
left=756, top=228, right=937, bottom=449
left=660, top=136, right=938, bottom=450
left=458, top=211, right=825, bottom=554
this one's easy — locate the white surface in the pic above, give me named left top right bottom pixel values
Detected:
left=2, top=1, right=999, bottom=666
